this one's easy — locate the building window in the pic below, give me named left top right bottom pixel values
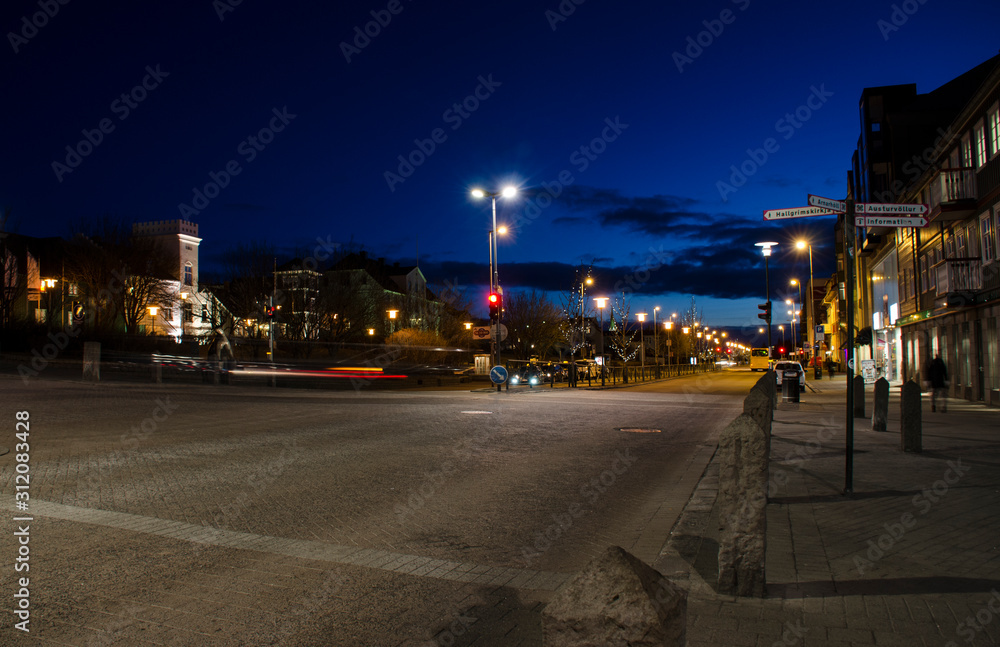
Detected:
left=163, top=307, right=173, bottom=321
left=67, top=283, right=78, bottom=296
left=201, top=305, right=208, bottom=321
left=991, top=104, right=1000, bottom=157
left=183, top=303, right=194, bottom=323
left=919, top=255, right=928, bottom=291
left=961, top=133, right=973, bottom=167
left=975, top=121, right=987, bottom=168
left=184, top=263, right=193, bottom=286
left=979, top=213, right=995, bottom=262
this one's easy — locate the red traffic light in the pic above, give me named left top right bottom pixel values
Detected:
left=488, top=293, right=499, bottom=304
left=779, top=347, right=786, bottom=354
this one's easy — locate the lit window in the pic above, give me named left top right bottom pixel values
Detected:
left=184, top=263, right=193, bottom=286
left=991, top=105, right=1000, bottom=157
left=981, top=211, right=996, bottom=263
left=975, top=121, right=987, bottom=168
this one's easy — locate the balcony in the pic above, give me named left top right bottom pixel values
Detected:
left=929, top=168, right=977, bottom=222
left=934, top=257, right=982, bottom=308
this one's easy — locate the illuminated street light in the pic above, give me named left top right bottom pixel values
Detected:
left=472, top=184, right=517, bottom=377
left=594, top=297, right=608, bottom=386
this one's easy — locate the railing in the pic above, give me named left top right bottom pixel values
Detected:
left=930, top=167, right=977, bottom=207
left=935, top=257, right=982, bottom=294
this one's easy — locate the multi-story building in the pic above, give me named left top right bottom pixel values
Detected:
left=132, top=219, right=231, bottom=340
left=844, top=53, right=1000, bottom=404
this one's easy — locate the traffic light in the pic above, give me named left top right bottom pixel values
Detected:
left=757, top=301, right=772, bottom=323
left=265, top=306, right=276, bottom=318
left=488, top=292, right=501, bottom=318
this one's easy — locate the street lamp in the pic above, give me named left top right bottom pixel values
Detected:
left=653, top=306, right=660, bottom=366
left=755, top=241, right=778, bottom=364
left=594, top=297, right=608, bottom=386
left=664, top=320, right=674, bottom=365
left=796, top=240, right=815, bottom=366
left=387, top=309, right=398, bottom=335
left=636, top=313, right=647, bottom=373
left=472, top=185, right=517, bottom=376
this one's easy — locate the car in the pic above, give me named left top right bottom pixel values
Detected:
left=773, top=361, right=806, bottom=389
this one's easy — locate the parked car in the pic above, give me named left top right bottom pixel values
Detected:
left=773, top=361, right=806, bottom=389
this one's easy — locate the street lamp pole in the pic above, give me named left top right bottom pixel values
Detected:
left=756, top=242, right=778, bottom=366
left=472, top=186, right=517, bottom=388
left=636, top=313, right=647, bottom=376
left=653, top=306, right=660, bottom=366
left=796, top=240, right=816, bottom=365
left=595, top=297, right=607, bottom=387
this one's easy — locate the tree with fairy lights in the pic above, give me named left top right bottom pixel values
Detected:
left=609, top=292, right=638, bottom=382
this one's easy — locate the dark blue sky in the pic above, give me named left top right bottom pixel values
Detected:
left=3, top=0, right=999, bottom=328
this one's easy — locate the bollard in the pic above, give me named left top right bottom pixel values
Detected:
left=82, top=342, right=101, bottom=382
left=901, top=379, right=922, bottom=452
left=853, top=375, right=866, bottom=418
left=153, top=363, right=163, bottom=384
left=872, top=377, right=889, bottom=431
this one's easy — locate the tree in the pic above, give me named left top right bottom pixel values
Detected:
left=609, top=292, right=638, bottom=363
left=0, top=207, right=26, bottom=329
left=66, top=217, right=174, bottom=335
left=217, top=241, right=275, bottom=353
left=503, top=289, right=562, bottom=359
left=559, top=265, right=594, bottom=356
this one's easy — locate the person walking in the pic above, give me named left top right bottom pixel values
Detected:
left=929, top=354, right=948, bottom=412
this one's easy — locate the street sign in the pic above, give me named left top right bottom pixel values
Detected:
left=471, top=326, right=491, bottom=339
left=492, top=323, right=509, bottom=342
left=857, top=202, right=929, bottom=215
left=855, top=215, right=928, bottom=228
left=808, top=194, right=846, bottom=212
left=815, top=325, right=824, bottom=342
left=489, top=365, right=508, bottom=385
left=763, top=206, right=837, bottom=221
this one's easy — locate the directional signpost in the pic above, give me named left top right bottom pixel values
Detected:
left=808, top=194, right=846, bottom=213
left=762, top=206, right=837, bottom=221
left=856, top=202, right=928, bottom=215
left=855, top=215, right=928, bottom=228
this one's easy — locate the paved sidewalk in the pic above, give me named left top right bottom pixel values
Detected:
left=657, top=375, right=1000, bottom=646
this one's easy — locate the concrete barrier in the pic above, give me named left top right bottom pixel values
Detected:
left=717, top=413, right=768, bottom=597
left=82, top=342, right=100, bottom=382
left=543, top=546, right=686, bottom=646
left=872, top=377, right=889, bottom=431
left=901, top=379, right=922, bottom=453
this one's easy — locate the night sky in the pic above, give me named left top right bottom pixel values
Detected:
left=4, top=0, right=999, bottom=327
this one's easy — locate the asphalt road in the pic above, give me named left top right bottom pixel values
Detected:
left=0, top=369, right=757, bottom=646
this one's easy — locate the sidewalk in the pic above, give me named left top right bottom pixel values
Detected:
left=657, top=375, right=1000, bottom=646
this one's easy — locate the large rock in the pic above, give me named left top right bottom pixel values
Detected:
left=543, top=546, right=686, bottom=647
left=872, top=377, right=889, bottom=431
left=717, top=413, right=768, bottom=597
left=901, top=379, right=922, bottom=452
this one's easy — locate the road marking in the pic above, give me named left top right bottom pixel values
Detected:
left=461, top=411, right=494, bottom=414
left=0, top=496, right=571, bottom=592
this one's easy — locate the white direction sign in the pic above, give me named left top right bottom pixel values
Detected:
left=763, top=206, right=837, bottom=221
left=855, top=215, right=929, bottom=228
left=808, top=194, right=846, bottom=212
left=857, top=202, right=929, bottom=215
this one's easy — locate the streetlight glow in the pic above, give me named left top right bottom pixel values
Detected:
left=501, top=186, right=517, bottom=198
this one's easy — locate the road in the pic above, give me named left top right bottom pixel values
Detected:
left=0, top=369, right=757, bottom=646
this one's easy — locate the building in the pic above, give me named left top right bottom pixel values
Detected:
left=131, top=219, right=231, bottom=341
left=845, top=53, right=1000, bottom=404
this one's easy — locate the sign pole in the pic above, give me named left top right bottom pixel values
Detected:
left=844, top=200, right=855, bottom=494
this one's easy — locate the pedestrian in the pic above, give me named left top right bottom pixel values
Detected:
left=826, top=358, right=835, bottom=379
left=929, top=354, right=948, bottom=412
